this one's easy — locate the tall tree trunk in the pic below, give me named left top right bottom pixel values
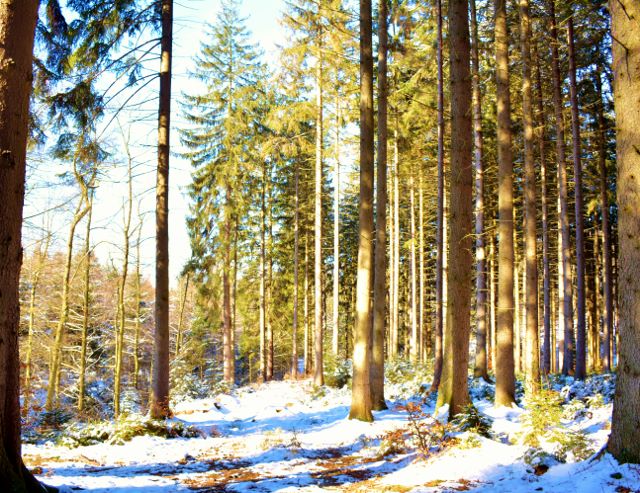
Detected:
left=392, top=127, right=400, bottom=357
left=314, top=18, right=324, bottom=386
left=595, top=71, right=613, bottom=373
left=150, top=0, right=173, bottom=419
left=534, top=40, right=551, bottom=376
left=409, top=172, right=418, bottom=360
left=260, top=164, right=267, bottom=381
left=114, top=148, right=134, bottom=418
left=292, top=163, right=300, bottom=378
left=332, top=101, right=340, bottom=357
left=471, top=0, right=487, bottom=381
left=419, top=169, right=426, bottom=360
left=548, top=0, right=574, bottom=376
left=431, top=0, right=445, bottom=393
left=78, top=195, right=93, bottom=414
left=608, top=0, right=640, bottom=463
left=267, top=187, right=274, bottom=381
left=494, top=0, right=516, bottom=406
left=304, top=232, right=311, bottom=375
left=567, top=16, right=586, bottom=380
left=489, top=230, right=497, bottom=371
left=223, top=185, right=234, bottom=384
left=349, top=0, right=374, bottom=422
left=0, top=1, right=52, bottom=490
left=436, top=0, right=473, bottom=419
left=519, top=0, right=540, bottom=394
left=133, top=214, right=143, bottom=390
left=371, top=0, right=388, bottom=411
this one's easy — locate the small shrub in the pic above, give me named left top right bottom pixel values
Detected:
left=563, top=398, right=587, bottom=420
left=377, top=427, right=408, bottom=457
left=323, top=355, right=352, bottom=389
left=518, top=389, right=563, bottom=447
left=585, top=393, right=605, bottom=409
left=451, top=404, right=493, bottom=438
left=458, top=432, right=482, bottom=450
left=397, top=402, right=454, bottom=457
left=549, top=429, right=594, bottom=463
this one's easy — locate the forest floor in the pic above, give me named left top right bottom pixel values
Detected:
left=24, top=370, right=640, bottom=493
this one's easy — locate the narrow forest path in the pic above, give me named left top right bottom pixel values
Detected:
left=23, top=379, right=640, bottom=493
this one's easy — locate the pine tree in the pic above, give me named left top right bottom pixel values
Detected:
left=181, top=0, right=267, bottom=386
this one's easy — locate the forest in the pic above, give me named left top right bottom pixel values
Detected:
left=0, top=0, right=639, bottom=491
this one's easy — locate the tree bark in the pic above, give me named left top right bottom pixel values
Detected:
left=494, top=0, right=516, bottom=406
left=150, top=0, right=173, bottom=419
left=292, top=163, right=300, bottom=378
left=78, top=195, right=93, bottom=414
left=349, top=0, right=374, bottom=422
left=436, top=0, right=473, bottom=419
left=332, top=101, right=340, bottom=357
left=534, top=40, right=551, bottom=376
left=548, top=0, right=574, bottom=376
left=608, top=0, right=640, bottom=463
left=471, top=0, right=488, bottom=381
left=314, top=15, right=324, bottom=386
left=567, top=16, right=586, bottom=380
left=371, top=0, right=388, bottom=411
left=431, top=0, right=445, bottom=393
left=595, top=71, right=614, bottom=373
left=519, top=0, right=540, bottom=394
left=0, top=1, right=52, bottom=490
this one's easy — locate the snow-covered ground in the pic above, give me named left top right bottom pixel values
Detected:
left=24, top=377, right=640, bottom=492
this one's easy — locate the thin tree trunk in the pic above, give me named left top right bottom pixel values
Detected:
left=392, top=128, right=400, bottom=357
left=150, top=0, right=173, bottom=419
left=534, top=40, right=551, bottom=376
left=608, top=0, right=640, bottom=462
left=419, top=169, right=425, bottom=361
left=349, top=0, right=374, bottom=422
left=78, top=195, right=93, bottom=414
left=548, top=0, right=574, bottom=376
left=409, top=172, right=418, bottom=361
left=371, top=0, right=388, bottom=411
left=595, top=71, right=613, bottom=373
left=175, top=274, right=190, bottom=357
left=436, top=0, right=473, bottom=419
left=489, top=231, right=497, bottom=372
left=471, top=0, right=487, bottom=381
left=223, top=185, right=234, bottom=384
left=332, top=102, right=340, bottom=357
left=46, top=192, right=91, bottom=411
left=115, top=146, right=134, bottom=418
left=494, top=0, right=516, bottom=406
left=431, top=0, right=445, bottom=393
left=133, top=213, right=143, bottom=389
left=567, top=16, right=586, bottom=379
left=314, top=17, right=324, bottom=386
left=304, top=232, right=311, bottom=374
left=292, top=163, right=300, bottom=378
left=519, top=0, right=540, bottom=394
left=260, top=164, right=267, bottom=381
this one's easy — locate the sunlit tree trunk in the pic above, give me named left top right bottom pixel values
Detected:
left=78, top=195, right=93, bottom=414
left=133, top=213, right=143, bottom=389
left=471, top=0, right=487, bottom=381
left=494, top=0, right=516, bottom=406
left=292, top=163, right=300, bottom=378
left=534, top=40, right=551, bottom=376
left=431, top=0, right=445, bottom=392
left=333, top=102, right=340, bottom=357
left=0, top=2, right=50, bottom=489
left=567, top=16, right=586, bottom=379
left=349, top=0, right=374, bottom=422
left=548, top=0, right=573, bottom=376
left=115, top=146, right=134, bottom=417
left=150, top=0, right=173, bottom=419
left=436, top=0, right=473, bottom=419
left=608, top=0, right=640, bottom=462
left=519, top=0, right=540, bottom=394
left=314, top=16, right=325, bottom=386
left=595, top=71, right=613, bottom=372
left=371, top=0, right=388, bottom=411
left=409, top=172, right=418, bottom=361
left=175, top=274, right=190, bottom=357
